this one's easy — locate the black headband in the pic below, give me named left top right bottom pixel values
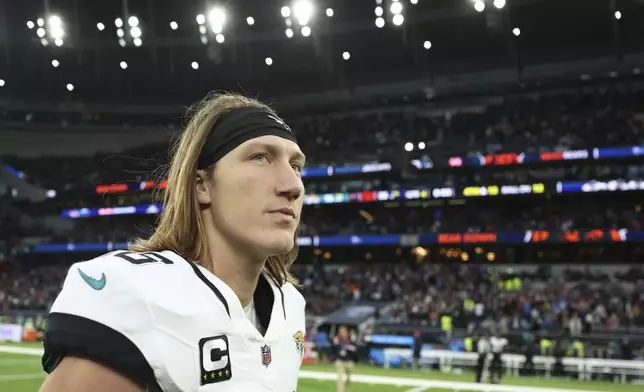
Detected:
left=197, top=107, right=297, bottom=170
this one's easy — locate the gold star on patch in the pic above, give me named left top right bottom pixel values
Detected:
left=225, top=369, right=230, bottom=376
left=218, top=370, right=223, bottom=377
left=203, top=374, right=208, bottom=381
left=210, top=372, right=215, bottom=379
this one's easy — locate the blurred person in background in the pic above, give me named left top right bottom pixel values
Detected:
left=412, top=330, right=423, bottom=370
left=489, top=330, right=508, bottom=384
left=38, top=92, right=307, bottom=392
left=333, top=326, right=358, bottom=392
left=475, top=332, right=490, bottom=383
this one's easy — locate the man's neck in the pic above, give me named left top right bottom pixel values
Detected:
left=203, top=233, right=265, bottom=309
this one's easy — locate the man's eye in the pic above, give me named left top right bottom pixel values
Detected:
left=252, top=154, right=269, bottom=162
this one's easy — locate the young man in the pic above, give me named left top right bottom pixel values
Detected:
left=39, top=93, right=307, bottom=392
left=333, top=326, right=357, bottom=392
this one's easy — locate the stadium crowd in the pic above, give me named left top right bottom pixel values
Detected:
left=4, top=87, right=644, bottom=191
left=2, top=261, right=644, bottom=337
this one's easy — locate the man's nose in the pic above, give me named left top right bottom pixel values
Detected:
left=275, top=165, right=303, bottom=201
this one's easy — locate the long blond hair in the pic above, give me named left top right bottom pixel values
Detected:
left=130, top=92, right=300, bottom=286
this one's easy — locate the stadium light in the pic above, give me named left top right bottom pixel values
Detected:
left=97, top=22, right=105, bottom=31
left=512, top=27, right=521, bottom=37
left=54, top=38, right=63, bottom=47
left=128, top=16, right=139, bottom=27
left=208, top=7, right=226, bottom=34
left=418, top=142, right=426, bottom=150
left=66, top=83, right=74, bottom=92
left=375, top=17, right=385, bottom=28
left=37, top=28, right=46, bottom=38
left=390, top=2, right=403, bottom=14
left=120, top=61, right=128, bottom=70
left=191, top=61, right=199, bottom=70
left=404, top=142, right=413, bottom=152
left=51, top=59, right=60, bottom=67
left=118, top=38, right=126, bottom=47
left=170, top=21, right=178, bottom=30
left=130, top=27, right=141, bottom=38
left=196, top=14, right=206, bottom=25
left=133, top=38, right=142, bottom=47
left=216, top=33, right=225, bottom=43
left=392, top=14, right=404, bottom=26
left=37, top=18, right=44, bottom=27
left=130, top=26, right=142, bottom=38
left=342, top=51, right=350, bottom=60
left=281, top=6, right=291, bottom=18
left=301, top=25, right=311, bottom=36
left=493, top=0, right=506, bottom=9
left=26, top=21, right=35, bottom=29
left=115, top=18, right=123, bottom=28
left=326, top=8, right=334, bottom=17
left=247, top=16, right=255, bottom=25
left=423, top=40, right=432, bottom=50
left=411, top=0, right=418, bottom=4
left=41, top=38, right=49, bottom=46
left=293, top=0, right=314, bottom=25
left=285, top=28, right=294, bottom=38
left=265, top=57, right=273, bottom=66
left=0, top=79, right=5, bottom=87
left=117, top=29, right=125, bottom=37
left=474, top=1, right=485, bottom=12
left=375, top=6, right=383, bottom=17
left=615, top=11, right=622, bottom=20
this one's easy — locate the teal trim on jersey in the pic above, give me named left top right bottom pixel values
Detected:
left=78, top=269, right=107, bottom=290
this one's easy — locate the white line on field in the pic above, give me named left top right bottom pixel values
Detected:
left=404, top=387, right=428, bottom=392
left=0, top=373, right=45, bottom=382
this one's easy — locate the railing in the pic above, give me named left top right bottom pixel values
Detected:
left=383, top=349, right=644, bottom=383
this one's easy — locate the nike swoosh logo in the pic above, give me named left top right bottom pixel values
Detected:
left=78, top=269, right=106, bottom=290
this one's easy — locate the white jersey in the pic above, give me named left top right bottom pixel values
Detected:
left=490, top=336, right=508, bottom=353
left=43, top=250, right=306, bottom=392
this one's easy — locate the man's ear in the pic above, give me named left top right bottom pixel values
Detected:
left=195, top=169, right=211, bottom=205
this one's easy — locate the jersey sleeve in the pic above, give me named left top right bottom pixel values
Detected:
left=42, top=253, right=162, bottom=391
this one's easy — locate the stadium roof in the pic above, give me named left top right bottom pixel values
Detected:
left=0, top=0, right=643, bottom=102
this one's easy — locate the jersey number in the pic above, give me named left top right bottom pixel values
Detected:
left=114, top=251, right=174, bottom=265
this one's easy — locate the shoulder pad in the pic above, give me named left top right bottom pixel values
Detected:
left=49, top=251, right=152, bottom=332
left=43, top=251, right=166, bottom=390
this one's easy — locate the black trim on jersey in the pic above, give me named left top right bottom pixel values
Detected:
left=184, top=260, right=231, bottom=317
left=278, top=284, right=286, bottom=320
left=254, top=275, right=274, bottom=335
left=43, top=313, right=162, bottom=392
left=268, top=274, right=287, bottom=320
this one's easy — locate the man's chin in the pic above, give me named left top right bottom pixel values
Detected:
left=263, top=233, right=295, bottom=256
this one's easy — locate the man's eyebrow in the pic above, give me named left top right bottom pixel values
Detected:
left=246, top=141, right=306, bottom=162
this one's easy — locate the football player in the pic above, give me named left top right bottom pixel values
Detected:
left=39, top=92, right=307, bottom=392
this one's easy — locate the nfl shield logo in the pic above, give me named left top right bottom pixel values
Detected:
left=261, top=345, right=272, bottom=367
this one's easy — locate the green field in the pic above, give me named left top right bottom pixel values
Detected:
left=1, top=343, right=642, bottom=392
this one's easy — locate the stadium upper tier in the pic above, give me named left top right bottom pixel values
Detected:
left=4, top=87, right=644, bottom=191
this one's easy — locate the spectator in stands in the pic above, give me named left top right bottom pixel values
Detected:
left=569, top=312, right=583, bottom=338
